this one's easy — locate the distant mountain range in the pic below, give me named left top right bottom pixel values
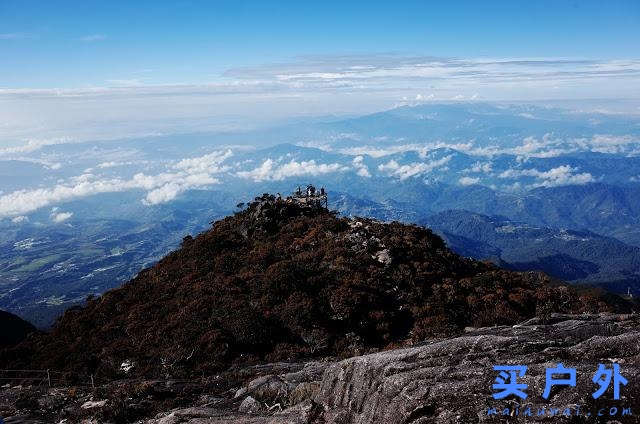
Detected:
left=1, top=102, right=640, bottom=327
left=422, top=210, right=640, bottom=291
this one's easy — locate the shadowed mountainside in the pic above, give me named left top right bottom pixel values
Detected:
left=0, top=310, right=36, bottom=348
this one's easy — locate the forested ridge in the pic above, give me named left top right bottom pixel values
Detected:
left=1, top=194, right=624, bottom=378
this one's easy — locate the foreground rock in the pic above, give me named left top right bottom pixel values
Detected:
left=1, top=314, right=638, bottom=423
left=316, top=313, right=640, bottom=423
left=146, top=313, right=640, bottom=423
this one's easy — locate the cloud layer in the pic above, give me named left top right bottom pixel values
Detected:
left=0, top=150, right=232, bottom=218
left=51, top=211, right=73, bottom=223
left=1, top=54, right=639, bottom=143
left=499, top=165, right=595, bottom=188
left=237, top=159, right=348, bottom=182
left=377, top=156, right=452, bottom=180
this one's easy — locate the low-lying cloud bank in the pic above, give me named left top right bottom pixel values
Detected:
left=0, top=149, right=359, bottom=218
left=236, top=159, right=348, bottom=182
left=2, top=54, right=639, bottom=143
left=499, top=165, right=595, bottom=188
left=1, top=132, right=633, bottom=220
left=51, top=211, right=73, bottom=223
left=334, top=134, right=640, bottom=161
left=378, top=156, right=452, bottom=180
left=0, top=150, right=232, bottom=218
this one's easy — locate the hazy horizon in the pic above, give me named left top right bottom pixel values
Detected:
left=1, top=0, right=639, bottom=144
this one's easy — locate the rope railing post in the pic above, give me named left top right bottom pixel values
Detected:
left=0, top=369, right=102, bottom=388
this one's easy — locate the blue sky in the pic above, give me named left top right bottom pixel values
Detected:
left=0, top=0, right=639, bottom=143
left=2, top=0, right=639, bottom=87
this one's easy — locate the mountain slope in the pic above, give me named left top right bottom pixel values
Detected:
left=0, top=310, right=36, bottom=347
left=2, top=195, right=622, bottom=378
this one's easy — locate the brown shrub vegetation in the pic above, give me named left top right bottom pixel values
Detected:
left=0, top=194, right=624, bottom=378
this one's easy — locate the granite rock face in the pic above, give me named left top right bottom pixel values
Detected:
left=143, top=313, right=640, bottom=423
left=315, top=313, right=640, bottom=423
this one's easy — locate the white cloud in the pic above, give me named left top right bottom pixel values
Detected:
left=338, top=142, right=474, bottom=159
left=173, top=150, right=233, bottom=174
left=0, top=172, right=219, bottom=217
left=468, top=162, right=493, bottom=174
left=356, top=168, right=371, bottom=177
left=377, top=156, right=452, bottom=180
left=97, top=161, right=119, bottom=168
left=337, top=134, right=637, bottom=162
left=0, top=52, right=639, bottom=144
left=503, top=134, right=640, bottom=159
left=237, top=159, right=348, bottom=182
left=503, top=181, right=523, bottom=192
left=11, top=215, right=28, bottom=224
left=232, top=56, right=640, bottom=92
left=0, top=150, right=233, bottom=217
left=414, top=94, right=434, bottom=101
left=339, top=145, right=421, bottom=158
left=0, top=156, right=64, bottom=170
left=459, top=176, right=480, bottom=186
left=144, top=183, right=184, bottom=205
left=352, top=156, right=371, bottom=177
left=499, top=165, right=595, bottom=187
left=574, top=134, right=639, bottom=154
left=334, top=134, right=638, bottom=162
left=510, top=135, right=576, bottom=159
left=0, top=138, right=74, bottom=156
left=97, top=159, right=152, bottom=169
left=52, top=212, right=73, bottom=223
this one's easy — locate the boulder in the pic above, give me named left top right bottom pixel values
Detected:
left=239, top=396, right=264, bottom=414
left=80, top=400, right=107, bottom=409
left=246, top=375, right=294, bottom=403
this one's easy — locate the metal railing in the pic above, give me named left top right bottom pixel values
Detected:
left=0, top=369, right=96, bottom=388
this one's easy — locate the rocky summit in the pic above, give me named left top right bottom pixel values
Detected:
left=0, top=194, right=634, bottom=422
